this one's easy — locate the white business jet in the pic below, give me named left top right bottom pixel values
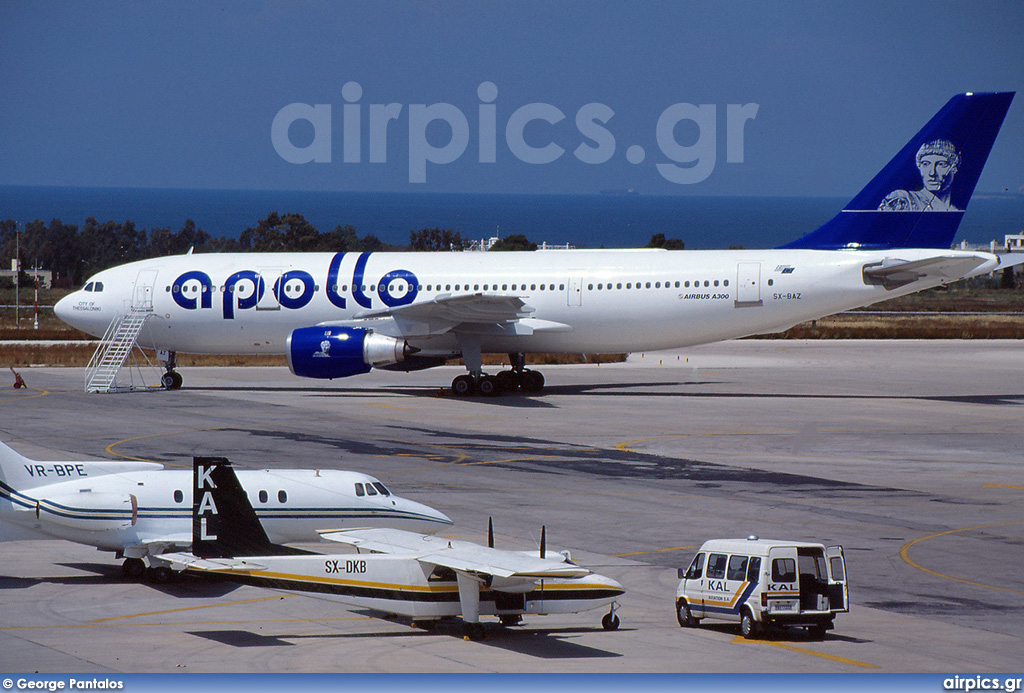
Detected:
left=54, top=92, right=1018, bottom=395
left=0, top=439, right=452, bottom=580
left=158, top=458, right=624, bottom=640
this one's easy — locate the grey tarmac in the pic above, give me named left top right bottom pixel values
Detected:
left=1, top=340, right=1021, bottom=672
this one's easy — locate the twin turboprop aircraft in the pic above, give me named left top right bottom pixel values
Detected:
left=54, top=92, right=1018, bottom=395
left=158, top=458, right=625, bottom=640
left=0, top=439, right=452, bottom=580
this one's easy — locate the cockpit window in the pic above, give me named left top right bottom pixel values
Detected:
left=354, top=483, right=365, bottom=497
left=371, top=482, right=391, bottom=497
left=84, top=282, right=94, bottom=292
left=94, top=282, right=104, bottom=292
left=365, top=484, right=378, bottom=496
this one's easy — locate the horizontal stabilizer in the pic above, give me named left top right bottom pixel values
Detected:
left=862, top=255, right=993, bottom=290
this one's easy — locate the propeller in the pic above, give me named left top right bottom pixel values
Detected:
left=488, top=517, right=494, bottom=549
left=540, top=525, right=546, bottom=559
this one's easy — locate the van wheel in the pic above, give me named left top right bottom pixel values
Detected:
left=808, top=623, right=828, bottom=640
left=676, top=600, right=699, bottom=627
left=740, top=610, right=760, bottom=640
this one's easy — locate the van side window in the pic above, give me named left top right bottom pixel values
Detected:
left=747, top=556, right=761, bottom=582
left=772, top=557, right=796, bottom=582
left=727, top=555, right=748, bottom=581
left=685, top=553, right=705, bottom=579
left=706, top=553, right=727, bottom=579
left=829, top=556, right=845, bottom=581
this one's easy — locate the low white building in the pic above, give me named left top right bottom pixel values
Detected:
left=0, top=259, right=52, bottom=289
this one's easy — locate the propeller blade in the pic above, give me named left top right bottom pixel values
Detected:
left=540, top=525, right=546, bottom=559
left=488, top=517, right=494, bottom=549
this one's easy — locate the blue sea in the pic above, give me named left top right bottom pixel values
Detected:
left=1, top=186, right=1021, bottom=250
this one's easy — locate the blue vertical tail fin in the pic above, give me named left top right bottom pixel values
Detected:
left=780, top=92, right=1014, bottom=250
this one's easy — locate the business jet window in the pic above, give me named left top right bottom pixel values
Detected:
left=354, top=483, right=365, bottom=496
left=173, top=490, right=184, bottom=503
left=278, top=490, right=287, bottom=503
left=372, top=482, right=391, bottom=496
left=258, top=490, right=268, bottom=503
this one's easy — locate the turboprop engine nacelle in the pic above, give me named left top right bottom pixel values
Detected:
left=286, top=326, right=414, bottom=379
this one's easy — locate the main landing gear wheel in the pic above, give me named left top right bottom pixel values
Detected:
left=499, top=614, right=522, bottom=627
left=601, top=612, right=620, bottom=631
left=463, top=622, right=487, bottom=641
left=451, top=374, right=475, bottom=396
left=520, top=369, right=544, bottom=393
left=122, top=558, right=146, bottom=580
left=476, top=375, right=503, bottom=396
left=146, top=566, right=175, bottom=584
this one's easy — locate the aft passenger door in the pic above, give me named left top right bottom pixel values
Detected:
left=735, top=262, right=762, bottom=308
left=826, top=545, right=849, bottom=612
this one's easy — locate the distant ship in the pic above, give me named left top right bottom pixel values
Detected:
left=599, top=188, right=639, bottom=195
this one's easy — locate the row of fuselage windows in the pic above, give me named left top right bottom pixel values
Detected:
left=169, top=279, right=733, bottom=295
left=589, top=279, right=729, bottom=291
left=171, top=483, right=390, bottom=504
left=172, top=489, right=288, bottom=503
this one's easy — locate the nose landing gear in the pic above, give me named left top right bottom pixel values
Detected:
left=159, top=351, right=183, bottom=390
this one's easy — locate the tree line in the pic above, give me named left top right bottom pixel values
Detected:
left=0, top=213, right=684, bottom=288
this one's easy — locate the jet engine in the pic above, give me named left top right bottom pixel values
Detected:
left=34, top=491, right=138, bottom=531
left=286, top=326, right=415, bottom=379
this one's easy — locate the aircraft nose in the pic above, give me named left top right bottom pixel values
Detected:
left=53, top=293, right=73, bottom=323
left=397, top=497, right=453, bottom=532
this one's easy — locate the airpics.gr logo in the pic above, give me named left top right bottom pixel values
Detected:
left=271, top=81, right=759, bottom=185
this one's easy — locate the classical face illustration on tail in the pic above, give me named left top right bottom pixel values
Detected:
left=878, top=140, right=961, bottom=212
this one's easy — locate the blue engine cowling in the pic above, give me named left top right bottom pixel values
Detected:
left=286, top=326, right=412, bottom=379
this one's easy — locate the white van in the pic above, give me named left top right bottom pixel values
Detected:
left=675, top=536, right=848, bottom=639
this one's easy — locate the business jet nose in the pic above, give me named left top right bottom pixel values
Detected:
left=397, top=497, right=453, bottom=533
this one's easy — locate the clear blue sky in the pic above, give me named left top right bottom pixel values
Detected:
left=1, top=0, right=1021, bottom=196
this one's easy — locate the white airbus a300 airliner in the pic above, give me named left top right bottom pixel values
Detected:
left=0, top=440, right=452, bottom=580
left=55, top=92, right=1017, bottom=395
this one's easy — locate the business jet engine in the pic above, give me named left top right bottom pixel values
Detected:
left=286, top=326, right=416, bottom=379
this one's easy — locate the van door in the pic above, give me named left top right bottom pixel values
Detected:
left=766, top=546, right=800, bottom=617
left=826, top=545, right=849, bottom=612
left=682, top=552, right=706, bottom=618
left=700, top=552, right=736, bottom=621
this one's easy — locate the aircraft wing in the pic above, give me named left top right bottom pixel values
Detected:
left=862, top=255, right=994, bottom=290
left=156, top=551, right=268, bottom=573
left=319, top=527, right=590, bottom=579
left=329, top=293, right=572, bottom=338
